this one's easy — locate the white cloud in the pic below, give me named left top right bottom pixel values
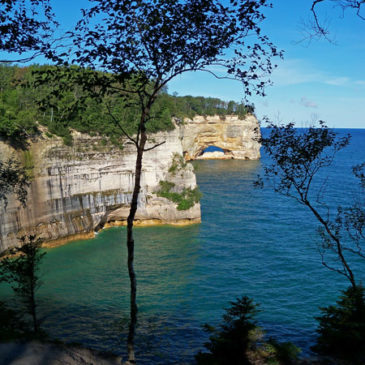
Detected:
left=300, top=97, right=318, bottom=108
left=271, top=59, right=322, bottom=86
left=271, top=58, right=358, bottom=88
left=324, top=77, right=350, bottom=86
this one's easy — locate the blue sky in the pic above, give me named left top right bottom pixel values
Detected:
left=168, top=1, right=365, bottom=128
left=4, top=0, right=365, bottom=128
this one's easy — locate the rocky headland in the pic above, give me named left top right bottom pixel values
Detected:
left=181, top=114, right=261, bottom=160
left=0, top=115, right=260, bottom=252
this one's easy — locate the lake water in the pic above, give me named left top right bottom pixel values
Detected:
left=2, top=128, right=365, bottom=364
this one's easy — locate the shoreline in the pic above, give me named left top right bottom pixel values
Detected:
left=41, top=218, right=201, bottom=250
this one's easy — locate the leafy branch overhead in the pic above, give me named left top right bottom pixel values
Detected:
left=68, top=0, right=282, bottom=98
left=0, top=0, right=58, bottom=62
left=257, top=122, right=365, bottom=289
left=256, top=121, right=350, bottom=202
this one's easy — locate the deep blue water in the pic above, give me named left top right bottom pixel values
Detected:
left=1, top=128, right=365, bottom=364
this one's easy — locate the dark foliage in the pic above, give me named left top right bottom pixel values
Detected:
left=257, top=122, right=365, bottom=288
left=312, top=285, right=365, bottom=364
left=0, top=235, right=45, bottom=334
left=0, top=300, right=27, bottom=341
left=353, top=162, right=365, bottom=187
left=0, top=158, right=29, bottom=207
left=265, top=338, right=301, bottom=365
left=0, top=0, right=57, bottom=62
left=195, top=296, right=259, bottom=365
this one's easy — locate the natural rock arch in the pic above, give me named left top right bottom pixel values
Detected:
left=180, top=115, right=261, bottom=160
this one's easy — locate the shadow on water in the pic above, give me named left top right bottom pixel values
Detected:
left=30, top=225, right=203, bottom=363
left=1, top=289, right=316, bottom=364
left=0, top=292, right=203, bottom=364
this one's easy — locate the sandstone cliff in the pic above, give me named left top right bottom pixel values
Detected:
left=0, top=114, right=260, bottom=252
left=0, top=126, right=200, bottom=251
left=181, top=115, right=261, bottom=160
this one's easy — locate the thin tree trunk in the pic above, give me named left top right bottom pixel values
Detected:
left=126, top=126, right=147, bottom=364
left=306, top=201, right=356, bottom=288
left=29, top=260, right=38, bottom=334
left=30, top=289, right=38, bottom=333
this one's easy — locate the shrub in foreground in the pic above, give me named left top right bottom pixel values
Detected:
left=196, top=296, right=259, bottom=365
left=195, top=296, right=300, bottom=365
left=0, top=235, right=45, bottom=335
left=312, top=285, right=365, bottom=365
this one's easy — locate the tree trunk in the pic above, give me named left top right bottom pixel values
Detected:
left=126, top=126, right=147, bottom=364
left=30, top=290, right=38, bottom=334
left=306, top=201, right=356, bottom=288
left=29, top=261, right=38, bottom=334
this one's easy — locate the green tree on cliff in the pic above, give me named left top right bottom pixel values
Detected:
left=1, top=63, right=253, bottom=146
left=0, top=158, right=28, bottom=207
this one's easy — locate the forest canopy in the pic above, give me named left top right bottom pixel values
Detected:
left=0, top=64, right=254, bottom=146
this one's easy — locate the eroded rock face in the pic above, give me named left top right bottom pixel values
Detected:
left=0, top=127, right=200, bottom=251
left=180, top=114, right=261, bottom=160
left=0, top=114, right=260, bottom=251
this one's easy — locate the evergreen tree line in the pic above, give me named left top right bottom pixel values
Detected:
left=0, top=64, right=253, bottom=147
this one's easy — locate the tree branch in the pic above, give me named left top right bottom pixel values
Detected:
left=143, top=141, right=166, bottom=152
left=105, top=103, right=138, bottom=146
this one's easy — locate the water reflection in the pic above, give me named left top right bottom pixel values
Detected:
left=193, top=159, right=261, bottom=175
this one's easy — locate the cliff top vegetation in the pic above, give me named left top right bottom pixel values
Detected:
left=0, top=64, right=253, bottom=147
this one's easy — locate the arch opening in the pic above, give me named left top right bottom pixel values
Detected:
left=203, top=146, right=224, bottom=153
left=196, top=145, right=233, bottom=160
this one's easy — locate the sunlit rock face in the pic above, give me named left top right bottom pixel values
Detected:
left=180, top=114, right=261, bottom=161
left=0, top=114, right=260, bottom=251
left=0, top=127, right=200, bottom=251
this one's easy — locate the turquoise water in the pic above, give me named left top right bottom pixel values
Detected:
left=2, top=129, right=365, bottom=363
